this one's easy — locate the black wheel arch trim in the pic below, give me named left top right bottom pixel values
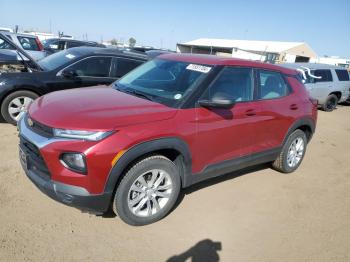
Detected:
left=283, top=117, right=315, bottom=144
left=103, top=137, right=192, bottom=193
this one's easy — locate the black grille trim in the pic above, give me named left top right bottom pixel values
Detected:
left=20, top=136, right=51, bottom=179
left=26, top=115, right=54, bottom=138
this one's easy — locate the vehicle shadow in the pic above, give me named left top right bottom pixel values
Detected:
left=173, top=163, right=271, bottom=210
left=166, top=239, right=222, bottom=262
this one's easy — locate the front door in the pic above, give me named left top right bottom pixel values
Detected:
left=194, top=67, right=258, bottom=171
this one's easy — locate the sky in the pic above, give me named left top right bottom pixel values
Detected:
left=1, top=0, right=349, bottom=57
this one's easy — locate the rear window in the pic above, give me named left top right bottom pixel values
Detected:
left=335, top=69, right=350, bottom=81
left=313, top=69, right=333, bottom=83
left=17, top=36, right=40, bottom=51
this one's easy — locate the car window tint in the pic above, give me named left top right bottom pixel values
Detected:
left=67, top=57, right=112, bottom=77
left=0, top=38, right=14, bottom=49
left=258, top=70, right=288, bottom=99
left=112, top=58, right=143, bottom=78
left=67, top=41, right=83, bottom=48
left=17, top=36, right=39, bottom=51
left=205, top=67, right=253, bottom=102
left=335, top=69, right=350, bottom=81
left=313, top=69, right=333, bottom=82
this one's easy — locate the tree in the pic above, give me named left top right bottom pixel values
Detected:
left=110, top=38, right=118, bottom=46
left=128, top=37, right=136, bottom=47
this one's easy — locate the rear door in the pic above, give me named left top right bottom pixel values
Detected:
left=252, top=69, right=299, bottom=152
left=306, top=69, right=333, bottom=104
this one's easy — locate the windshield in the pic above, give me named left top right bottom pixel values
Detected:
left=38, top=49, right=80, bottom=71
left=114, top=59, right=211, bottom=107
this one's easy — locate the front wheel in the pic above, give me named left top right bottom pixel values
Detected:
left=322, top=94, right=338, bottom=112
left=113, top=155, right=181, bottom=226
left=272, top=129, right=307, bottom=173
left=1, top=90, right=39, bottom=125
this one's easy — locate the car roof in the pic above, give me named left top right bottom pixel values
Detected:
left=281, top=63, right=345, bottom=70
left=65, top=46, right=149, bottom=60
left=5, top=32, right=38, bottom=38
left=158, top=53, right=297, bottom=75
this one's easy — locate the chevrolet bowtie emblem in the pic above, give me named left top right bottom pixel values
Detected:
left=27, top=117, right=34, bottom=127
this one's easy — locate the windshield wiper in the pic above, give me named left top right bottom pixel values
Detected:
left=115, top=85, right=154, bottom=102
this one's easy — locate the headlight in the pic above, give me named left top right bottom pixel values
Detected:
left=60, top=153, right=86, bottom=174
left=53, top=128, right=113, bottom=141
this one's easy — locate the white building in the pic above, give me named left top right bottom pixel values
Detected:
left=177, top=38, right=318, bottom=63
left=310, top=56, right=350, bottom=69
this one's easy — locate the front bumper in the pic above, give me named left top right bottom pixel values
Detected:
left=18, top=114, right=112, bottom=214
left=22, top=165, right=112, bottom=214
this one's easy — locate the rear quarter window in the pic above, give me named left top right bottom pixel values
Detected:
left=335, top=69, right=350, bottom=81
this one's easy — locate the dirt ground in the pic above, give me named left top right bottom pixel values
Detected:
left=0, top=106, right=349, bottom=262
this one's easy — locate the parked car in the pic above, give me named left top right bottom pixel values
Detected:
left=281, top=63, right=350, bottom=111
left=43, top=38, right=106, bottom=54
left=0, top=32, right=46, bottom=60
left=0, top=33, right=42, bottom=73
left=18, top=53, right=317, bottom=225
left=0, top=45, right=148, bottom=124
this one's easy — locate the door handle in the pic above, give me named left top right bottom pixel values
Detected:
left=290, top=104, right=298, bottom=110
left=245, top=109, right=256, bottom=116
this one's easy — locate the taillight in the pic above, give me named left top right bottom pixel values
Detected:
left=309, top=98, right=318, bottom=106
left=35, top=37, right=44, bottom=51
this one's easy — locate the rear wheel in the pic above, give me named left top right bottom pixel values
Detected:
left=1, top=90, right=38, bottom=125
left=322, top=94, right=338, bottom=112
left=113, top=155, right=181, bottom=226
left=272, top=129, right=307, bottom=173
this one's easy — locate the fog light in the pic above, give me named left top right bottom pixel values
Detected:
left=60, top=153, right=86, bottom=174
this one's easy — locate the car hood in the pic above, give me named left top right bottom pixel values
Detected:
left=28, top=86, right=177, bottom=130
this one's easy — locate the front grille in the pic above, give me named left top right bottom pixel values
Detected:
left=26, top=115, right=54, bottom=138
left=20, top=136, right=51, bottom=179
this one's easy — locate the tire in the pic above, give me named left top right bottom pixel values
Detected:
left=322, top=94, right=338, bottom=112
left=1, top=90, right=39, bottom=125
left=272, top=129, right=307, bottom=173
left=113, top=155, right=181, bottom=226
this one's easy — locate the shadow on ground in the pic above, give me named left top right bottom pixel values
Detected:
left=102, top=163, right=270, bottom=219
left=166, top=239, right=222, bottom=262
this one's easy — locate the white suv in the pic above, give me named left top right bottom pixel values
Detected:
left=282, top=63, right=350, bottom=111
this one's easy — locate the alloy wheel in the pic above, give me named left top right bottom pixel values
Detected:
left=127, top=169, right=173, bottom=217
left=287, top=137, right=304, bottom=168
left=8, top=96, right=33, bottom=121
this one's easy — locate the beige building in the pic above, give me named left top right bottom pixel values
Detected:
left=177, top=38, right=318, bottom=63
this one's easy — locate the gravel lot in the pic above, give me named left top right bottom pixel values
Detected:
left=0, top=106, right=349, bottom=262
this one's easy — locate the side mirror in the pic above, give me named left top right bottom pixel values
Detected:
left=198, top=98, right=235, bottom=109
left=61, top=69, right=77, bottom=78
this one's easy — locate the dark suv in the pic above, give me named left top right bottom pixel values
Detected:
left=18, top=53, right=318, bottom=225
left=0, top=46, right=148, bottom=124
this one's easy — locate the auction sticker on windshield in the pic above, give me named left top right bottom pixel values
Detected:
left=65, top=54, right=76, bottom=59
left=186, top=64, right=211, bottom=73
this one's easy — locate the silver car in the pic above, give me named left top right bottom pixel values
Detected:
left=0, top=32, right=46, bottom=60
left=282, top=63, right=350, bottom=111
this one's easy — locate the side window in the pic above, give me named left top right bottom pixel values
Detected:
left=67, top=41, right=82, bottom=48
left=258, top=70, right=289, bottom=100
left=313, top=69, right=333, bottom=82
left=335, top=69, right=350, bottom=81
left=67, top=57, right=112, bottom=77
left=204, top=67, right=253, bottom=102
left=17, top=36, right=40, bottom=51
left=112, top=58, right=143, bottom=78
left=0, top=38, right=14, bottom=49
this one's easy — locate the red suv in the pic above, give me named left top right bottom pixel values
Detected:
left=18, top=54, right=317, bottom=225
